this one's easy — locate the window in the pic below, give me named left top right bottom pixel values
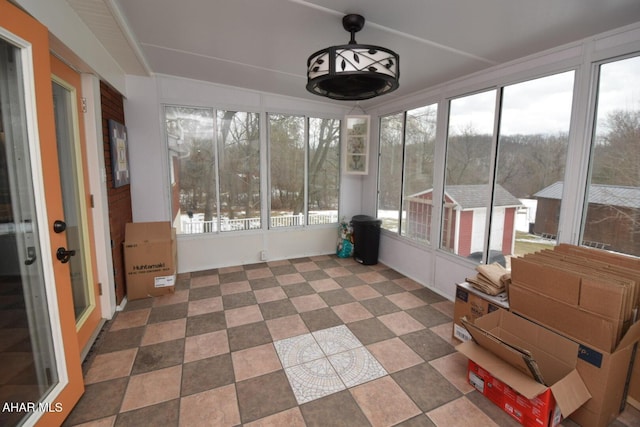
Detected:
left=377, top=104, right=437, bottom=243
left=441, top=90, right=496, bottom=259
left=491, top=72, right=574, bottom=259
left=583, top=55, right=640, bottom=257
left=401, top=105, right=437, bottom=244
left=268, top=113, right=340, bottom=228
left=378, top=113, right=404, bottom=232
left=165, top=106, right=261, bottom=234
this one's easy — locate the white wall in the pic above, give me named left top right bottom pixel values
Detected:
left=124, top=74, right=359, bottom=273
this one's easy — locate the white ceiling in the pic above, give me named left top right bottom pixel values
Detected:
left=67, top=0, right=640, bottom=108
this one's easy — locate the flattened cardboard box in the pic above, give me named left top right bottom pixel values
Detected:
left=124, top=221, right=177, bottom=301
left=453, top=282, right=508, bottom=342
left=456, top=310, right=591, bottom=425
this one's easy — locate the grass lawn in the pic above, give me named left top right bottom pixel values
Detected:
left=513, top=231, right=556, bottom=256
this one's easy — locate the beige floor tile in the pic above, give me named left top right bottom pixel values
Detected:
left=357, top=271, right=387, bottom=284
left=346, top=285, right=382, bottom=301
left=386, top=292, right=428, bottom=310
left=276, top=273, right=305, bottom=286
left=110, top=309, right=150, bottom=331
left=141, top=318, right=186, bottom=346
left=244, top=407, right=306, bottom=427
left=232, top=343, right=282, bottom=381
left=308, top=278, right=341, bottom=292
left=294, top=261, right=320, bottom=272
left=427, top=396, right=499, bottom=427
left=225, top=305, right=264, bottom=328
left=350, top=376, right=422, bottom=427
left=332, top=302, right=374, bottom=323
left=187, top=296, right=223, bottom=317
left=393, top=277, right=424, bottom=291
left=179, top=384, right=240, bottom=426
left=366, top=338, right=424, bottom=373
left=290, top=294, right=328, bottom=313
left=246, top=267, right=274, bottom=280
left=184, top=330, right=229, bottom=363
left=190, top=274, right=219, bottom=288
left=153, top=289, right=189, bottom=307
left=220, top=280, right=252, bottom=295
left=429, top=322, right=458, bottom=346
left=120, top=365, right=182, bottom=412
left=85, top=348, right=137, bottom=384
left=254, top=287, right=287, bottom=304
left=266, top=314, right=309, bottom=341
left=429, top=352, right=474, bottom=394
left=431, top=300, right=454, bottom=319
left=324, top=267, right=351, bottom=278
left=378, top=311, right=425, bottom=336
left=219, top=265, right=244, bottom=274
left=267, top=259, right=291, bottom=267
left=72, top=416, right=117, bottom=427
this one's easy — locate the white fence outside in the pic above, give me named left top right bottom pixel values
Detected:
left=181, top=211, right=339, bottom=234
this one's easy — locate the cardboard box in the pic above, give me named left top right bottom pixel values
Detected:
left=457, top=310, right=591, bottom=426
left=629, top=350, right=640, bottom=410
left=453, top=282, right=509, bottom=342
left=124, top=221, right=177, bottom=301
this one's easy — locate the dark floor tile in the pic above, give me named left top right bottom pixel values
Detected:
left=222, top=291, right=257, bottom=309
left=465, top=391, right=521, bottom=427
left=300, top=308, right=344, bottom=332
left=227, top=321, right=272, bottom=351
left=392, top=362, right=461, bottom=412
left=315, top=259, right=341, bottom=269
left=186, top=311, right=226, bottom=337
left=190, top=268, right=218, bottom=277
left=244, top=262, right=268, bottom=270
left=300, top=389, right=371, bottom=427
left=62, top=377, right=128, bottom=425
left=131, top=338, right=185, bottom=375
left=114, top=399, right=180, bottom=427
left=97, top=326, right=145, bottom=354
left=282, top=282, right=316, bottom=298
left=400, top=329, right=455, bottom=361
left=219, top=270, right=248, bottom=284
left=259, top=299, right=298, bottom=320
left=369, top=280, right=405, bottom=296
left=289, top=257, right=312, bottom=264
left=345, top=263, right=372, bottom=274
left=378, top=268, right=406, bottom=280
left=334, top=275, right=365, bottom=288
left=301, top=270, right=330, bottom=281
left=406, top=305, right=453, bottom=328
left=270, top=264, right=297, bottom=276
left=181, top=353, right=235, bottom=396
left=174, top=275, right=191, bottom=291
left=122, top=298, right=153, bottom=312
left=249, top=276, right=280, bottom=290
left=394, top=414, right=437, bottom=427
left=411, top=288, right=446, bottom=304
left=147, top=302, right=188, bottom=324
left=236, top=370, right=297, bottom=424
left=188, top=285, right=221, bottom=301
left=347, top=318, right=395, bottom=345
left=360, top=296, right=402, bottom=316
left=318, top=289, right=356, bottom=306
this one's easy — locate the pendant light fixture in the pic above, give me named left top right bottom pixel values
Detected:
left=306, top=14, right=399, bottom=101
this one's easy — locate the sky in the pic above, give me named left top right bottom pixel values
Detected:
left=447, top=55, right=640, bottom=136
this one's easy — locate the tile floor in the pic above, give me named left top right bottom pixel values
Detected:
left=64, top=255, right=640, bottom=427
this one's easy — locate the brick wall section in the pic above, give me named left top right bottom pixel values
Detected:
left=100, top=81, right=131, bottom=304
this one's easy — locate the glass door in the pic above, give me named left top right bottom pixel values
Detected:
left=51, top=55, right=102, bottom=353
left=0, top=2, right=84, bottom=425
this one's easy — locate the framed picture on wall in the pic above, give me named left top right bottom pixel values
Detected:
left=109, top=119, right=130, bottom=188
left=343, top=115, right=370, bottom=175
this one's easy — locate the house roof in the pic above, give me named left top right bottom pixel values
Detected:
left=410, top=184, right=522, bottom=209
left=535, top=181, right=640, bottom=208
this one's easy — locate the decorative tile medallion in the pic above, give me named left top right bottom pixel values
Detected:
left=274, top=325, right=387, bottom=404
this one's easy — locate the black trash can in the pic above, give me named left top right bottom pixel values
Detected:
left=351, top=215, right=382, bottom=265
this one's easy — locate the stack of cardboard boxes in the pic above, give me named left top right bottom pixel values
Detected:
left=455, top=244, right=640, bottom=427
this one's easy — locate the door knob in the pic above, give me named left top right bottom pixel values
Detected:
left=56, top=247, right=76, bottom=264
left=53, top=220, right=67, bottom=233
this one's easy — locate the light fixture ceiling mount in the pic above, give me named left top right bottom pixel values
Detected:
left=306, top=14, right=399, bottom=101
